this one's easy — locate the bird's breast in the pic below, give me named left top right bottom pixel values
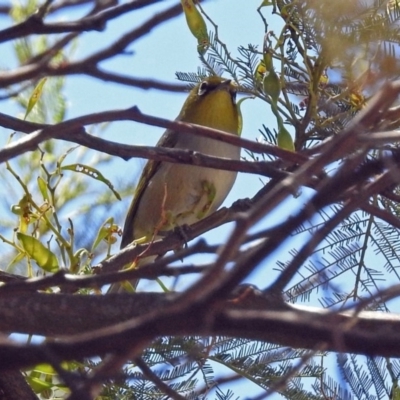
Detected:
left=132, top=135, right=240, bottom=240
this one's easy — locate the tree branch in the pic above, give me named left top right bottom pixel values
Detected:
left=0, top=290, right=399, bottom=372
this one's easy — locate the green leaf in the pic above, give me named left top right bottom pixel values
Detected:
left=37, top=176, right=50, bottom=201
left=24, top=78, right=47, bottom=120
left=91, top=217, right=115, bottom=251
left=180, top=0, right=209, bottom=54
left=26, top=376, right=54, bottom=394
left=61, top=164, right=121, bottom=201
left=30, top=363, right=58, bottom=375
left=236, top=96, right=252, bottom=136
left=277, top=125, right=295, bottom=151
left=259, top=0, right=274, bottom=7
left=263, top=68, right=281, bottom=105
left=156, top=278, right=171, bottom=293
left=392, top=382, right=400, bottom=400
left=7, top=252, right=25, bottom=271
left=17, top=233, right=59, bottom=272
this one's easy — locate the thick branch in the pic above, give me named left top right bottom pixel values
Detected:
left=0, top=291, right=399, bottom=372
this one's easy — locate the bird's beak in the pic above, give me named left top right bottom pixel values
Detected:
left=219, top=79, right=232, bottom=89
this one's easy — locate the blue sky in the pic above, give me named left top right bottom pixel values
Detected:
left=1, top=1, right=399, bottom=398
left=5, top=1, right=399, bottom=398
left=0, top=2, right=316, bottom=398
left=0, top=0, right=297, bottom=283
left=56, top=0, right=298, bottom=286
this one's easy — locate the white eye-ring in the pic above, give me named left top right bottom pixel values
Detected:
left=198, top=81, right=209, bottom=96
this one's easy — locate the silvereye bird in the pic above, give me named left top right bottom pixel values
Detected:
left=114, top=76, right=241, bottom=292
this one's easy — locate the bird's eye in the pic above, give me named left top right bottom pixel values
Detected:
left=198, top=81, right=209, bottom=96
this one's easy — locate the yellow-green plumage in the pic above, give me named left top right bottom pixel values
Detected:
left=115, top=77, right=241, bottom=291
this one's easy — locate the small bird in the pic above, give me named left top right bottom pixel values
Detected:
left=115, top=76, right=241, bottom=291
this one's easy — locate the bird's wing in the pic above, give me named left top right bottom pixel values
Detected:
left=120, top=129, right=179, bottom=248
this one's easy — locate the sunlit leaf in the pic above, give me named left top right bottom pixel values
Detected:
left=61, top=164, right=121, bottom=201
left=91, top=217, right=120, bottom=251
left=26, top=376, right=53, bottom=394
left=180, top=0, right=209, bottom=54
left=277, top=125, right=295, bottom=151
left=236, top=97, right=252, bottom=136
left=17, top=233, right=59, bottom=272
left=37, top=176, right=50, bottom=202
left=24, top=78, right=47, bottom=120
